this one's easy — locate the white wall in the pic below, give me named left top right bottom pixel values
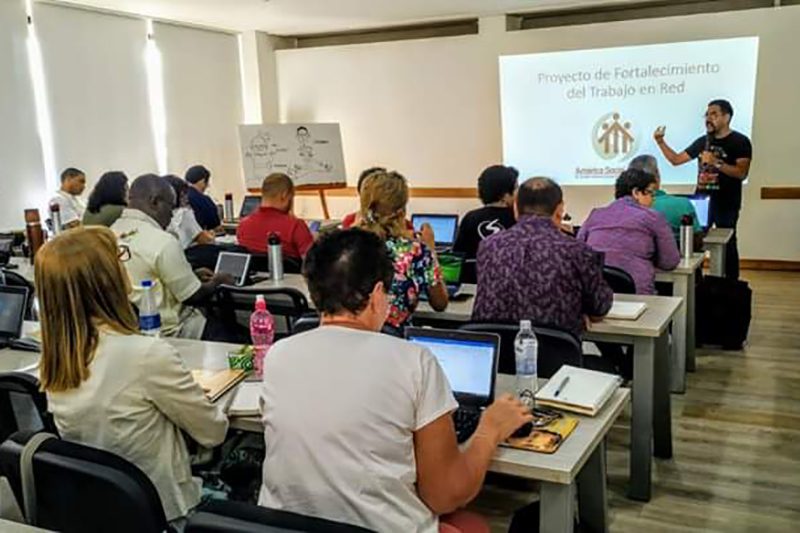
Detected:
left=273, top=7, right=800, bottom=261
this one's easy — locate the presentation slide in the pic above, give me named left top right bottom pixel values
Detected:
left=499, top=37, right=759, bottom=185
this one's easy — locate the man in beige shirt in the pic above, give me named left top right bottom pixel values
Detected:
left=112, top=174, right=232, bottom=338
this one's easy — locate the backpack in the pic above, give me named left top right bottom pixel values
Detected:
left=696, top=275, right=752, bottom=350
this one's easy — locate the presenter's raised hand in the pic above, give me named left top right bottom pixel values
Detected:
left=653, top=126, right=667, bottom=143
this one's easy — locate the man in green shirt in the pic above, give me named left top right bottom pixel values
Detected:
left=628, top=155, right=703, bottom=250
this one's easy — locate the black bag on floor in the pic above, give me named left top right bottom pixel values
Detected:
left=696, top=275, right=752, bottom=350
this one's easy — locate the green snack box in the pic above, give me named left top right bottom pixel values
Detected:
left=228, top=346, right=255, bottom=371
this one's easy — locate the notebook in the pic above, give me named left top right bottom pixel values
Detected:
left=191, top=369, right=247, bottom=403
left=606, top=300, right=647, bottom=320
left=535, top=365, right=622, bottom=416
left=227, top=381, right=262, bottom=416
left=503, top=415, right=579, bottom=454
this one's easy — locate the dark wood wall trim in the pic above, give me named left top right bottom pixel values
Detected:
left=761, top=187, right=800, bottom=200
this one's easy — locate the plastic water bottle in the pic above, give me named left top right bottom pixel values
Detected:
left=139, top=280, right=162, bottom=337
left=249, top=295, right=275, bottom=378
left=514, top=320, right=539, bottom=411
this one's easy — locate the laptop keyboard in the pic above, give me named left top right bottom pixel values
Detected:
left=453, top=408, right=482, bottom=443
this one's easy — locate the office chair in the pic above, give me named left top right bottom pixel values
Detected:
left=602, top=265, right=637, bottom=294
left=292, top=314, right=321, bottom=335
left=214, top=285, right=310, bottom=343
left=459, top=323, right=582, bottom=377
left=0, top=430, right=171, bottom=533
left=248, top=254, right=303, bottom=275
left=0, top=373, right=57, bottom=443
left=186, top=500, right=374, bottom=533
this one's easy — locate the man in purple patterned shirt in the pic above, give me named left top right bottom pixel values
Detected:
left=473, top=178, right=613, bottom=339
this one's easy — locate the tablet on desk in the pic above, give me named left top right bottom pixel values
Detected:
left=214, top=252, right=251, bottom=287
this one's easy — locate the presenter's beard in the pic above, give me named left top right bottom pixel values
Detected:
left=705, top=121, right=716, bottom=134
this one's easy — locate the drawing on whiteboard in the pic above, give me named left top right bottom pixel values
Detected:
left=238, top=123, right=346, bottom=188
left=289, top=126, right=333, bottom=180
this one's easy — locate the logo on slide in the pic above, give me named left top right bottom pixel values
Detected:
left=592, top=112, right=639, bottom=161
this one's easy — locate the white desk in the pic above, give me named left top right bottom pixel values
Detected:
left=1, top=333, right=628, bottom=533
left=232, top=372, right=629, bottom=533
left=655, top=252, right=704, bottom=393
left=703, top=227, right=734, bottom=277
left=254, top=275, right=680, bottom=502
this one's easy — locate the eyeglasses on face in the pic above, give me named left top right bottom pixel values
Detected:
left=118, top=244, right=131, bottom=262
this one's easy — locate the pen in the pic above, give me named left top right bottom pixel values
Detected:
left=553, top=376, right=570, bottom=398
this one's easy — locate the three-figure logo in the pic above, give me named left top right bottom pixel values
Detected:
left=592, top=112, right=639, bottom=161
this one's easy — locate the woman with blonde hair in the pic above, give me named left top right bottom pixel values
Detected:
left=36, top=226, right=228, bottom=522
left=357, top=170, right=449, bottom=332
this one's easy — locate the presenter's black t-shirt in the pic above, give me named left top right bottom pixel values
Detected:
left=453, top=206, right=516, bottom=259
left=685, top=130, right=752, bottom=212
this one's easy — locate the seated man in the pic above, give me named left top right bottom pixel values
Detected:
left=453, top=164, right=518, bottom=260
left=185, top=165, right=222, bottom=231
left=112, top=174, right=232, bottom=339
left=259, top=228, right=531, bottom=532
left=628, top=154, right=703, bottom=250
left=236, top=173, right=313, bottom=260
left=473, top=177, right=613, bottom=339
left=49, top=167, right=87, bottom=229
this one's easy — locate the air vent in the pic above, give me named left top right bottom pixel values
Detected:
left=283, top=19, right=479, bottom=49
left=508, top=0, right=777, bottom=31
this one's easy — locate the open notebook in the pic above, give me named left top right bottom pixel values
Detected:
left=606, top=300, right=647, bottom=320
left=535, top=365, right=622, bottom=416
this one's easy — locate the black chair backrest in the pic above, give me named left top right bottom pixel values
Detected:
left=603, top=265, right=636, bottom=294
left=460, top=259, right=477, bottom=285
left=0, top=373, right=56, bottom=443
left=248, top=254, right=303, bottom=276
left=0, top=430, right=169, bottom=533
left=292, top=314, right=321, bottom=335
left=0, top=269, right=36, bottom=320
left=186, top=499, right=374, bottom=533
left=459, top=323, right=582, bottom=377
left=215, top=285, right=310, bottom=343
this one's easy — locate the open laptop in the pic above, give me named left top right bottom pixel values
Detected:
left=675, top=193, right=710, bottom=231
left=411, top=214, right=458, bottom=251
left=214, top=252, right=252, bottom=287
left=239, top=195, right=261, bottom=219
left=405, top=328, right=500, bottom=443
left=0, top=285, right=30, bottom=350
left=419, top=252, right=464, bottom=299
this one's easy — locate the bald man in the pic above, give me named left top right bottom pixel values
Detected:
left=112, top=174, right=232, bottom=339
left=236, top=173, right=314, bottom=260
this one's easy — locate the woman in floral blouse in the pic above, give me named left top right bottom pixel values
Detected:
left=357, top=171, right=449, bottom=333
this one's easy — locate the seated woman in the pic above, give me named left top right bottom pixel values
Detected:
left=259, top=229, right=532, bottom=532
left=578, top=169, right=680, bottom=294
left=340, top=166, right=385, bottom=229
left=356, top=170, right=448, bottom=333
left=164, top=174, right=215, bottom=249
left=37, top=226, right=228, bottom=522
left=82, top=171, right=128, bottom=227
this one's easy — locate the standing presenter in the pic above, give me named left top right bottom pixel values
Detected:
left=653, top=99, right=752, bottom=279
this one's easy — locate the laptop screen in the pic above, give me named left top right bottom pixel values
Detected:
left=438, top=253, right=464, bottom=285
left=215, top=252, right=251, bottom=286
left=675, top=194, right=710, bottom=228
left=0, top=286, right=27, bottom=339
left=240, top=195, right=261, bottom=218
left=411, top=215, right=458, bottom=246
left=406, top=332, right=496, bottom=399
